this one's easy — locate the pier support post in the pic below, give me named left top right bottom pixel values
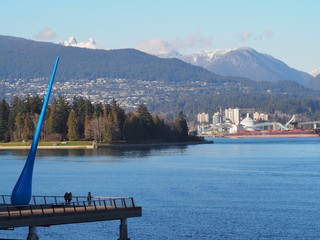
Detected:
left=27, top=226, right=39, bottom=240
left=118, top=218, right=130, bottom=240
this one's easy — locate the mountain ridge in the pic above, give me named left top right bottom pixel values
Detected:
left=178, top=47, right=313, bottom=85
left=1, top=35, right=320, bottom=120
left=0, top=35, right=220, bottom=82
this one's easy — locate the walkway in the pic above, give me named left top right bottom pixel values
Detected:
left=0, top=195, right=141, bottom=239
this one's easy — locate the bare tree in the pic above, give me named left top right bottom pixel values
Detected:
left=91, top=116, right=104, bottom=143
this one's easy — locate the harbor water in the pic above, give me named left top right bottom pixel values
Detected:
left=1, top=137, right=320, bottom=239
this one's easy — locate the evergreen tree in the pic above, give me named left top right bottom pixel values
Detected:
left=173, top=111, right=189, bottom=142
left=8, top=96, right=23, bottom=141
left=22, top=113, right=34, bottom=141
left=0, top=99, right=10, bottom=141
left=84, top=114, right=92, bottom=140
left=94, top=102, right=104, bottom=117
left=45, top=96, right=70, bottom=140
left=14, top=112, right=24, bottom=141
left=84, top=98, right=94, bottom=118
left=30, top=95, right=43, bottom=114
left=103, top=122, right=114, bottom=144
left=104, top=103, right=111, bottom=119
left=137, top=104, right=154, bottom=140
left=71, top=96, right=93, bottom=139
left=54, top=95, right=70, bottom=139
left=110, top=100, right=125, bottom=139
left=123, top=113, right=144, bottom=142
left=25, top=95, right=43, bottom=114
left=153, top=114, right=168, bottom=141
left=67, top=110, right=78, bottom=141
left=46, top=104, right=58, bottom=135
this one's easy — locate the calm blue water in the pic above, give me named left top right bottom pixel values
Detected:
left=1, top=137, right=320, bottom=239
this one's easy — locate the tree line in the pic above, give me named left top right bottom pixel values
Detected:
left=0, top=95, right=192, bottom=143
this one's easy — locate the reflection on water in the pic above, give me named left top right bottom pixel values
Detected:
left=0, top=144, right=188, bottom=159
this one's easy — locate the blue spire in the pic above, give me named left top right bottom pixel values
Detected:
left=11, top=57, right=60, bottom=205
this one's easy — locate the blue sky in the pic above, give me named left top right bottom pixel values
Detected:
left=1, top=0, right=319, bottom=72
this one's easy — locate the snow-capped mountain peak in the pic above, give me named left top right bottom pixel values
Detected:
left=178, top=47, right=312, bottom=85
left=59, top=37, right=98, bottom=49
left=188, top=47, right=260, bottom=65
left=310, top=67, right=320, bottom=77
left=203, top=49, right=230, bottom=59
left=67, top=36, right=77, bottom=45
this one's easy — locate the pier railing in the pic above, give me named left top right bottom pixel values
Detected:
left=1, top=194, right=135, bottom=206
left=0, top=195, right=136, bottom=219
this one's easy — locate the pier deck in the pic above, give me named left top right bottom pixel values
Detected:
left=0, top=195, right=142, bottom=239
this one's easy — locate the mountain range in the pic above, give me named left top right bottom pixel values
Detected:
left=0, top=35, right=219, bottom=82
left=175, top=47, right=315, bottom=86
left=1, top=35, right=320, bottom=120
left=25, top=35, right=320, bottom=88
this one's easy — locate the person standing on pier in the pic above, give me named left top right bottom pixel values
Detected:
left=64, top=192, right=72, bottom=204
left=64, top=192, right=68, bottom=203
left=68, top=192, right=73, bottom=203
left=87, top=192, right=92, bottom=206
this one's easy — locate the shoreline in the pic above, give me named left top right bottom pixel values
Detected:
left=0, top=140, right=213, bottom=150
left=97, top=140, right=213, bottom=148
left=223, top=133, right=319, bottom=139
left=0, top=145, right=95, bottom=150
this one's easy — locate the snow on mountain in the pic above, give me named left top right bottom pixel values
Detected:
left=59, top=37, right=98, bottom=49
left=306, top=67, right=320, bottom=89
left=178, top=47, right=313, bottom=85
left=310, top=67, right=320, bottom=77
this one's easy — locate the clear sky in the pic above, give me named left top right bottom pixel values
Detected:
left=1, top=0, right=319, bottom=72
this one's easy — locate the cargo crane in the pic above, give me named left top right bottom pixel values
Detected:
left=254, top=115, right=296, bottom=131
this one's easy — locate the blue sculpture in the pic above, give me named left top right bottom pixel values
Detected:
left=11, top=57, right=60, bottom=205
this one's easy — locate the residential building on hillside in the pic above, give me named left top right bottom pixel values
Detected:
left=197, top=112, right=209, bottom=123
left=224, top=108, right=240, bottom=124
left=212, top=112, right=224, bottom=125
left=253, top=112, right=269, bottom=121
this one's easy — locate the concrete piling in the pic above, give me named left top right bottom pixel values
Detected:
left=27, top=226, right=39, bottom=240
left=118, top=218, right=130, bottom=240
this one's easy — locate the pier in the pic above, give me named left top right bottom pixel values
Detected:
left=0, top=58, right=142, bottom=239
left=0, top=195, right=142, bottom=240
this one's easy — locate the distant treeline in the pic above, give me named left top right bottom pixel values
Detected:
left=0, top=95, right=194, bottom=143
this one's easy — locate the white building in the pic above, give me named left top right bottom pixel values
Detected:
left=253, top=112, right=269, bottom=121
left=240, top=113, right=255, bottom=131
left=224, top=108, right=240, bottom=124
left=212, top=112, right=224, bottom=126
left=197, top=112, right=209, bottom=123
left=229, top=124, right=245, bottom=133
